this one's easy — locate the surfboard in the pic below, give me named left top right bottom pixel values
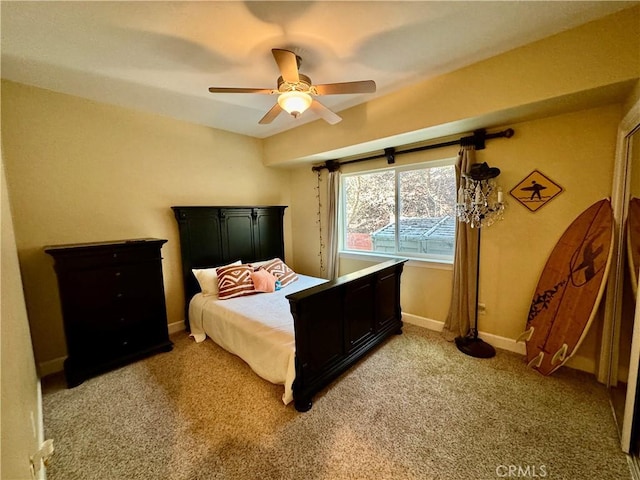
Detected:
left=518, top=198, right=614, bottom=375
left=626, top=197, right=640, bottom=295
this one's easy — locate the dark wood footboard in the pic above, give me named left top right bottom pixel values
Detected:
left=286, top=258, right=407, bottom=412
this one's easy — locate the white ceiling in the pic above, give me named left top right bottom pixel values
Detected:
left=1, top=1, right=636, bottom=139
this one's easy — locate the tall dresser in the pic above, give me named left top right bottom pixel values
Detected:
left=45, top=238, right=173, bottom=387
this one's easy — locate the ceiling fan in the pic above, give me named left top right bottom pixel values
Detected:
left=208, top=48, right=376, bottom=125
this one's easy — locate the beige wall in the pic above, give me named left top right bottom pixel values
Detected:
left=1, top=80, right=292, bottom=371
left=291, top=103, right=621, bottom=372
left=3, top=6, right=638, bottom=379
left=624, top=79, right=640, bottom=114
left=1, top=157, right=41, bottom=479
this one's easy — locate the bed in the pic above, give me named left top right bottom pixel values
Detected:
left=173, top=205, right=407, bottom=411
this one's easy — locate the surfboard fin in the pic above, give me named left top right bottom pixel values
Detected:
left=516, top=327, right=534, bottom=343
left=527, top=352, right=544, bottom=369
left=551, top=343, right=569, bottom=366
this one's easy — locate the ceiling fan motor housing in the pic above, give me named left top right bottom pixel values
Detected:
left=209, top=48, right=373, bottom=125
left=277, top=74, right=312, bottom=93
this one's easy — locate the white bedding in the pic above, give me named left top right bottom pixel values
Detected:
left=188, top=274, right=327, bottom=405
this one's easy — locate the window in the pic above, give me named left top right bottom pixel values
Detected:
left=340, top=159, right=457, bottom=262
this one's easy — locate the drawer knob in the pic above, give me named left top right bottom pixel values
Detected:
left=115, top=271, right=121, bottom=277
left=116, top=293, right=123, bottom=298
left=113, top=253, right=118, bottom=258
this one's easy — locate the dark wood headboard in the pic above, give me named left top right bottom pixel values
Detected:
left=173, top=205, right=407, bottom=412
left=172, top=206, right=287, bottom=328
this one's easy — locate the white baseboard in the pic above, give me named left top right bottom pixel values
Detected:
left=402, top=313, right=447, bottom=334
left=37, top=381, right=47, bottom=480
left=39, top=317, right=594, bottom=375
left=168, top=320, right=186, bottom=335
left=38, top=357, right=65, bottom=378
left=402, top=313, right=526, bottom=355
left=401, top=312, right=595, bottom=374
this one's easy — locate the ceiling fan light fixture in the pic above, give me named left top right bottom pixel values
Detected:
left=209, top=49, right=374, bottom=125
left=278, top=91, right=312, bottom=118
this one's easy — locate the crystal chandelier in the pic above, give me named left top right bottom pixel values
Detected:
left=456, top=165, right=505, bottom=228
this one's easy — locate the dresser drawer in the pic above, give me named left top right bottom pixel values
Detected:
left=64, top=299, right=165, bottom=331
left=76, top=245, right=161, bottom=269
left=46, top=238, right=172, bottom=387
left=47, top=239, right=164, bottom=270
left=59, top=262, right=164, bottom=310
left=68, top=326, right=137, bottom=362
left=68, top=317, right=166, bottom=363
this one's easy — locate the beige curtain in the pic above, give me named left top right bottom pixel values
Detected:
left=326, top=169, right=340, bottom=280
left=442, top=146, right=479, bottom=341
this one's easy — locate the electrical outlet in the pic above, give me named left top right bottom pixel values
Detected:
left=478, top=303, right=486, bottom=314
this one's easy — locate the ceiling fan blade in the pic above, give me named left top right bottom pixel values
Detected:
left=272, top=49, right=300, bottom=84
left=309, top=100, right=342, bottom=125
left=313, top=80, right=376, bottom=95
left=209, top=87, right=274, bottom=94
left=258, top=103, right=283, bottom=124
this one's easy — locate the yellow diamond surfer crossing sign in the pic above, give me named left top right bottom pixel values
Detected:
left=510, top=170, right=563, bottom=212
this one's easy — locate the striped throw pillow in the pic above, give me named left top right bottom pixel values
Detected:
left=192, top=260, right=241, bottom=296
left=216, top=264, right=256, bottom=300
left=261, top=258, right=298, bottom=287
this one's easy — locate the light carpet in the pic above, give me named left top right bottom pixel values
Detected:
left=42, top=324, right=630, bottom=480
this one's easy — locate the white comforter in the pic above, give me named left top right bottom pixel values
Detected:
left=188, top=274, right=327, bottom=405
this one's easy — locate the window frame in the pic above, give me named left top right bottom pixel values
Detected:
left=339, top=157, right=457, bottom=265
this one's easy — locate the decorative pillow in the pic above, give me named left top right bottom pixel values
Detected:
left=192, top=260, right=241, bottom=296
left=261, top=258, right=298, bottom=287
left=216, top=264, right=256, bottom=300
left=250, top=269, right=277, bottom=293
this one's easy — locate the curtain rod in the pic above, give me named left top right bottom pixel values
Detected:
left=311, top=128, right=514, bottom=172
